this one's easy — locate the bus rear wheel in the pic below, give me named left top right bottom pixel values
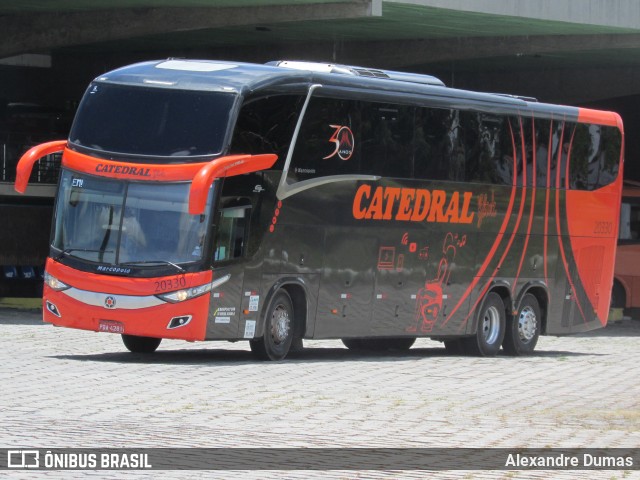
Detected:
left=463, top=292, right=505, bottom=357
left=121, top=334, right=162, bottom=353
left=342, top=337, right=415, bottom=351
left=250, top=290, right=294, bottom=361
left=503, top=293, right=540, bottom=356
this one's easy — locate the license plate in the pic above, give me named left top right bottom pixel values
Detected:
left=98, top=320, right=125, bottom=334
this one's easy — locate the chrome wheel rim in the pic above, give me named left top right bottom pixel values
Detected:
left=518, top=306, right=537, bottom=343
left=481, top=305, right=501, bottom=345
left=270, top=304, right=290, bottom=345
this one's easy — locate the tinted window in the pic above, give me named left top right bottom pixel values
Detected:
left=70, top=83, right=235, bottom=158
left=547, top=121, right=566, bottom=189
left=413, top=107, right=455, bottom=181
left=569, top=124, right=590, bottom=190
left=285, top=95, right=621, bottom=190
left=619, top=199, right=640, bottom=241
left=288, top=97, right=362, bottom=183
left=570, top=123, right=621, bottom=190
left=463, top=112, right=514, bottom=186
left=289, top=98, right=414, bottom=181
left=214, top=204, right=251, bottom=262
left=360, top=103, right=414, bottom=178
left=533, top=119, right=552, bottom=188
left=230, top=94, right=304, bottom=169
left=414, top=109, right=516, bottom=186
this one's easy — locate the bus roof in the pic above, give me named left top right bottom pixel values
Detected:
left=93, top=59, right=620, bottom=127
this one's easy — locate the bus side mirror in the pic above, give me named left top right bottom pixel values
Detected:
left=189, top=153, right=277, bottom=215
left=14, top=140, right=67, bottom=193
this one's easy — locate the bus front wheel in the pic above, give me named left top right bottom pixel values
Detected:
left=121, top=334, right=162, bottom=353
left=250, top=290, right=294, bottom=361
left=463, top=292, right=505, bottom=357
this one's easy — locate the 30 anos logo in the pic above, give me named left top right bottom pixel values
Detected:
left=324, top=125, right=354, bottom=161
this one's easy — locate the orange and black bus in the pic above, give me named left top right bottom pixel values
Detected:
left=16, top=59, right=624, bottom=359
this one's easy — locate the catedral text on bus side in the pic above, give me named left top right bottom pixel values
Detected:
left=352, top=184, right=475, bottom=224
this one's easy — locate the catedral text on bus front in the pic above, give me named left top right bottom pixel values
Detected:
left=15, top=60, right=624, bottom=360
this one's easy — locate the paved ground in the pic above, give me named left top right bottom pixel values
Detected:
left=1, top=307, right=639, bottom=479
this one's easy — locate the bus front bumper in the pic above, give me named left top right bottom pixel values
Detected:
left=42, top=260, right=212, bottom=341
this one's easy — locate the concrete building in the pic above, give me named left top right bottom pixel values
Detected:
left=3, top=0, right=640, bottom=175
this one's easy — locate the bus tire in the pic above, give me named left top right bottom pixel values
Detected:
left=250, top=290, right=294, bottom=361
left=503, top=293, right=540, bottom=356
left=342, top=337, right=415, bottom=351
left=121, top=334, right=161, bottom=353
left=463, top=292, right=505, bottom=357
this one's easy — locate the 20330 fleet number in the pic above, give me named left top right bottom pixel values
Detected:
left=593, top=221, right=613, bottom=235
left=155, top=277, right=187, bottom=292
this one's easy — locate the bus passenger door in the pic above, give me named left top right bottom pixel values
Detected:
left=206, top=176, right=263, bottom=340
left=206, top=204, right=250, bottom=340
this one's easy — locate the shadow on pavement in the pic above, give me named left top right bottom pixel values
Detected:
left=0, top=309, right=42, bottom=325
left=575, top=318, right=640, bottom=337
left=48, top=344, right=597, bottom=366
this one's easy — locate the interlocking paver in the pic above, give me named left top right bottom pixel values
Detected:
left=1, top=308, right=639, bottom=479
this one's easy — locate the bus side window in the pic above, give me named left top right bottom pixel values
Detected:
left=620, top=201, right=640, bottom=242
left=361, top=103, right=414, bottom=179
left=229, top=94, right=303, bottom=169
left=413, top=107, right=456, bottom=182
left=288, top=97, right=364, bottom=181
left=214, top=204, right=251, bottom=262
left=569, top=123, right=590, bottom=190
left=631, top=203, right=640, bottom=241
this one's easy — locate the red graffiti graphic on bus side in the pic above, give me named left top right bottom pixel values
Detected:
left=408, top=232, right=464, bottom=333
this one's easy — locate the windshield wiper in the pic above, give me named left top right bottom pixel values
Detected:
left=56, top=248, right=114, bottom=260
left=119, top=260, right=185, bottom=274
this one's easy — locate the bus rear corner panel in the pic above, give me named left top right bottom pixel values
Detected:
left=550, top=240, right=613, bottom=334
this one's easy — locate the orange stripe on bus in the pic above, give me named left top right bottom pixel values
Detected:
left=443, top=118, right=520, bottom=326
left=577, top=108, right=623, bottom=130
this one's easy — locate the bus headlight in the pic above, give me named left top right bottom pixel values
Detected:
left=156, top=282, right=212, bottom=303
left=44, top=271, right=71, bottom=291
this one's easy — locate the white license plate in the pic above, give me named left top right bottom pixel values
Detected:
left=98, top=320, right=125, bottom=334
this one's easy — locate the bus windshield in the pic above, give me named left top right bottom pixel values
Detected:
left=69, top=83, right=235, bottom=158
left=52, top=170, right=212, bottom=267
